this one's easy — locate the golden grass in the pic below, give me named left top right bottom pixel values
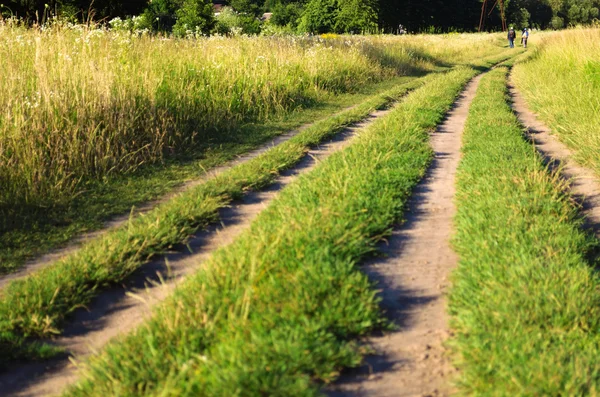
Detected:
left=0, top=23, right=505, bottom=208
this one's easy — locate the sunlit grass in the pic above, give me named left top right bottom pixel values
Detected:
left=0, top=23, right=505, bottom=211
left=451, top=65, right=600, bottom=395
left=63, top=67, right=477, bottom=397
left=0, top=76, right=426, bottom=364
left=513, top=27, right=600, bottom=174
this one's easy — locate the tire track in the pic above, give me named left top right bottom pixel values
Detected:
left=329, top=73, right=486, bottom=397
left=0, top=108, right=393, bottom=397
left=508, top=75, right=600, bottom=236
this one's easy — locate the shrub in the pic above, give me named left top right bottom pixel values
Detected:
left=141, top=0, right=180, bottom=32
left=270, top=2, right=303, bottom=29
left=172, top=0, right=215, bottom=37
left=213, top=6, right=261, bottom=35
left=551, top=15, right=564, bottom=29
left=297, top=0, right=378, bottom=34
left=297, top=0, right=338, bottom=33
left=108, top=15, right=151, bottom=33
left=335, top=0, right=378, bottom=34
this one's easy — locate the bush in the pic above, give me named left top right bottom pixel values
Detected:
left=259, top=21, right=295, bottom=35
left=213, top=6, right=261, bottom=35
left=172, top=0, right=215, bottom=37
left=335, top=0, right=378, bottom=34
left=297, top=0, right=338, bottom=33
left=551, top=15, right=564, bottom=29
left=141, top=0, right=180, bottom=32
left=297, top=0, right=378, bottom=34
left=270, top=2, right=303, bottom=29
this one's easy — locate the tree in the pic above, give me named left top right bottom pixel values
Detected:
left=551, top=14, right=565, bottom=27
left=172, top=0, right=215, bottom=36
left=2, top=0, right=147, bottom=21
left=509, top=7, right=531, bottom=27
left=229, top=0, right=265, bottom=15
left=297, top=0, right=339, bottom=33
left=270, top=1, right=304, bottom=28
left=141, top=0, right=181, bottom=32
left=335, top=0, right=378, bottom=33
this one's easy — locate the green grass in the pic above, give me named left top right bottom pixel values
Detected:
left=63, top=66, right=478, bottom=397
left=512, top=28, right=600, bottom=176
left=0, top=74, right=417, bottom=275
left=450, top=65, right=600, bottom=395
left=0, top=75, right=428, bottom=364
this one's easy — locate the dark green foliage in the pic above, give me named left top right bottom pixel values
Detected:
left=173, top=0, right=215, bottom=35
left=140, top=0, right=180, bottom=32
left=297, top=0, right=338, bottom=33
left=297, top=0, right=377, bottom=34
left=1, top=0, right=147, bottom=21
left=140, top=0, right=214, bottom=34
left=335, top=0, right=378, bottom=33
left=229, top=0, right=265, bottom=15
left=4, top=0, right=598, bottom=32
left=270, top=2, right=303, bottom=28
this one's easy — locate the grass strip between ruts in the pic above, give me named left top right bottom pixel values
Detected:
left=0, top=75, right=428, bottom=364
left=63, top=67, right=478, bottom=396
left=450, top=66, right=600, bottom=395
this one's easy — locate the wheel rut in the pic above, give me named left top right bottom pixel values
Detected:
left=329, top=73, right=486, bottom=397
left=508, top=75, right=600, bottom=237
left=0, top=108, right=393, bottom=397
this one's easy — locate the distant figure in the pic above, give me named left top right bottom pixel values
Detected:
left=508, top=27, right=516, bottom=48
left=398, top=24, right=406, bottom=35
left=521, top=28, right=529, bottom=48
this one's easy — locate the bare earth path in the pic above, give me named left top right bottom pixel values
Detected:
left=508, top=76, right=600, bottom=236
left=329, top=74, right=486, bottom=397
left=0, top=108, right=391, bottom=397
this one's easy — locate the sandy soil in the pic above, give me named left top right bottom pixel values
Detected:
left=328, top=74, right=486, bottom=397
left=0, top=109, right=391, bottom=397
left=508, top=76, right=600, bottom=236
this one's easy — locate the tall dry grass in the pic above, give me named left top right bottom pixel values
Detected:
left=513, top=27, right=600, bottom=173
left=0, top=23, right=504, bottom=209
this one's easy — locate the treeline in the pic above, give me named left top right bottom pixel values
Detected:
left=1, top=0, right=599, bottom=33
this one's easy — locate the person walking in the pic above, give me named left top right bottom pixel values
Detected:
left=508, top=27, right=516, bottom=48
left=522, top=28, right=529, bottom=48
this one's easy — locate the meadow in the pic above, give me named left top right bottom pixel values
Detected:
left=4, top=22, right=600, bottom=397
left=0, top=23, right=506, bottom=273
left=0, top=25, right=503, bottom=210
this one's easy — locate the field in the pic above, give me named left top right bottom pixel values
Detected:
left=0, top=25, right=507, bottom=274
left=2, top=20, right=600, bottom=397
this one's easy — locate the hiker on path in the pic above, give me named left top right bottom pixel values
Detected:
left=521, top=28, right=529, bottom=48
left=508, top=27, right=516, bottom=48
